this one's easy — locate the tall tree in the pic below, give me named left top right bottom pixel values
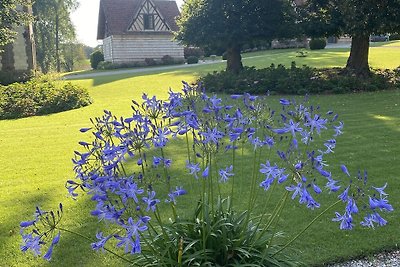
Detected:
left=176, top=0, right=298, bottom=74
left=32, top=0, right=77, bottom=73
left=0, top=0, right=32, bottom=49
left=298, top=0, right=400, bottom=76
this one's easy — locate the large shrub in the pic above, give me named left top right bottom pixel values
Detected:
left=0, top=76, right=91, bottom=119
left=90, top=50, right=104, bottom=69
left=309, top=38, right=327, bottom=50
left=200, top=63, right=400, bottom=95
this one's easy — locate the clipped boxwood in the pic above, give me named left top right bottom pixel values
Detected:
left=0, top=77, right=92, bottom=119
left=309, top=38, right=327, bottom=50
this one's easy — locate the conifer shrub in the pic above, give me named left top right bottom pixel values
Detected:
left=90, top=50, right=104, bottom=69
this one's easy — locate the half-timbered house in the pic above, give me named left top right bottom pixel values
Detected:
left=97, top=0, right=184, bottom=64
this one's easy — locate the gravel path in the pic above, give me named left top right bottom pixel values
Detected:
left=328, top=250, right=400, bottom=267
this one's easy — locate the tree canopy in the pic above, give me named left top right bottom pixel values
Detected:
left=176, top=0, right=298, bottom=74
left=298, top=0, right=400, bottom=75
left=0, top=0, right=32, bottom=48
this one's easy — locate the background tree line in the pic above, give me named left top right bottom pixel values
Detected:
left=32, top=0, right=94, bottom=73
left=0, top=0, right=93, bottom=73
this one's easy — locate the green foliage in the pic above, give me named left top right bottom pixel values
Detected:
left=0, top=75, right=91, bottom=119
left=0, top=70, right=34, bottom=85
left=0, top=0, right=32, bottom=48
left=298, top=0, right=400, bottom=38
left=137, top=198, right=299, bottom=267
left=96, top=58, right=185, bottom=70
left=161, top=55, right=174, bottom=65
left=200, top=63, right=400, bottom=95
left=90, top=50, right=104, bottom=69
left=297, top=0, right=400, bottom=73
left=32, top=0, right=78, bottom=73
left=184, top=46, right=204, bottom=59
left=145, top=58, right=157, bottom=66
left=62, top=42, right=87, bottom=72
left=176, top=0, right=298, bottom=72
left=187, top=56, right=199, bottom=64
left=309, top=38, right=326, bottom=50
left=389, top=33, right=400, bottom=41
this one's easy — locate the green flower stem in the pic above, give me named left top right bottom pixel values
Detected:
left=246, top=149, right=260, bottom=224
left=185, top=131, right=191, bottom=162
left=256, top=190, right=289, bottom=245
left=56, top=227, right=134, bottom=264
left=154, top=207, right=173, bottom=261
left=252, top=180, right=277, bottom=238
left=272, top=199, right=342, bottom=257
left=230, top=140, right=236, bottom=209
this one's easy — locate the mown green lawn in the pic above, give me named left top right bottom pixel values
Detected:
left=1, top=44, right=399, bottom=266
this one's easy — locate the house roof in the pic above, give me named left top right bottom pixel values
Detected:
left=97, top=0, right=180, bottom=40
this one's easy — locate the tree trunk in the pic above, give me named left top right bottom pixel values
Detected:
left=226, top=45, right=243, bottom=74
left=55, top=10, right=60, bottom=72
left=346, top=35, right=370, bottom=76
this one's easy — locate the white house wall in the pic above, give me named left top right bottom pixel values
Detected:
left=106, top=34, right=184, bottom=63
left=102, top=36, right=113, bottom=62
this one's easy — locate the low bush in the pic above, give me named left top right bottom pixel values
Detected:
left=90, top=50, right=104, bottom=69
left=145, top=58, right=157, bottom=66
left=0, top=76, right=91, bottom=119
left=309, top=38, right=327, bottom=50
left=389, top=33, right=400, bottom=41
left=187, top=56, right=199, bottom=64
left=97, top=57, right=185, bottom=70
left=161, top=55, right=174, bottom=65
left=199, top=62, right=400, bottom=95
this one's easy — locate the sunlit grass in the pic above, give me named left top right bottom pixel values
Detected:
left=1, top=44, right=400, bottom=266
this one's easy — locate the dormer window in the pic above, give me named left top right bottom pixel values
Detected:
left=143, top=14, right=154, bottom=30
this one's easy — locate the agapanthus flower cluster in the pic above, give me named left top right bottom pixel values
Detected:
left=20, top=82, right=393, bottom=262
left=20, top=204, right=62, bottom=261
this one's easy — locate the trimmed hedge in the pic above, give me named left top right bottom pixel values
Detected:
left=97, top=57, right=185, bottom=70
left=0, top=77, right=92, bottom=119
left=199, top=62, right=400, bottom=95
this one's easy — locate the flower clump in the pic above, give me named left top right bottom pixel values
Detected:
left=20, top=82, right=393, bottom=263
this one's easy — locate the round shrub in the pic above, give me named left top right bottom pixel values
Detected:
left=90, top=50, right=104, bottom=69
left=161, top=55, right=174, bottom=65
left=309, top=38, right=327, bottom=50
left=0, top=77, right=92, bottom=119
left=187, top=56, right=199, bottom=64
